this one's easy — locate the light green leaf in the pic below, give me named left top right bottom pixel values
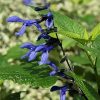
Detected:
left=91, top=23, right=100, bottom=40
left=53, top=12, right=88, bottom=43
left=67, top=72, right=100, bottom=100
left=83, top=29, right=89, bottom=40
left=84, top=35, right=100, bottom=58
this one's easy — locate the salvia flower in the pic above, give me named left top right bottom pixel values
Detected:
left=20, top=42, right=36, bottom=60
left=38, top=45, right=54, bottom=64
left=21, top=42, right=54, bottom=63
left=21, top=42, right=44, bottom=61
left=34, top=3, right=50, bottom=11
left=37, top=33, right=50, bottom=41
left=6, top=16, right=24, bottom=22
left=48, top=62, right=59, bottom=76
left=39, top=12, right=54, bottom=29
left=23, top=0, right=36, bottom=6
left=7, top=16, right=42, bottom=36
left=39, top=51, right=49, bottom=65
left=45, top=12, right=54, bottom=29
left=37, top=27, right=58, bottom=41
left=50, top=85, right=69, bottom=100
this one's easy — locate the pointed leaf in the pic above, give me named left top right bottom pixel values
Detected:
left=0, top=45, right=57, bottom=88
left=91, top=23, right=100, bottom=40
left=53, top=12, right=88, bottom=43
left=67, top=72, right=100, bottom=100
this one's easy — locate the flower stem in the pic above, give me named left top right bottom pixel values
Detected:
left=55, top=33, right=72, bottom=71
left=85, top=51, right=100, bottom=94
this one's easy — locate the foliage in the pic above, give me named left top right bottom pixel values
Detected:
left=0, top=45, right=57, bottom=88
left=0, top=0, right=100, bottom=100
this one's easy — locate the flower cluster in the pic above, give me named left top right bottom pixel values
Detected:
left=7, top=0, right=85, bottom=100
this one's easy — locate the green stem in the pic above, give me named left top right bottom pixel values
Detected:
left=85, top=51, right=100, bottom=94
left=94, top=58, right=100, bottom=95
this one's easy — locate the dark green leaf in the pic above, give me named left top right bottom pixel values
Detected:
left=67, top=72, right=100, bottom=100
left=0, top=45, right=57, bottom=88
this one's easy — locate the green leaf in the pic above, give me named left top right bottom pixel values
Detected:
left=84, top=35, right=100, bottom=58
left=92, top=35, right=100, bottom=56
left=69, top=52, right=91, bottom=65
left=0, top=46, right=57, bottom=88
left=62, top=37, right=76, bottom=49
left=5, top=45, right=27, bottom=59
left=91, top=23, right=100, bottom=40
left=53, top=12, right=88, bottom=43
left=0, top=62, right=57, bottom=88
left=67, top=72, right=100, bottom=100
left=73, top=94, right=85, bottom=100
left=82, top=14, right=95, bottom=25
left=83, top=29, right=89, bottom=40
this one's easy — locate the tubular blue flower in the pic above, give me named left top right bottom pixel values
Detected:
left=45, top=12, right=54, bottom=29
left=33, top=22, right=43, bottom=33
left=20, top=42, right=37, bottom=60
left=21, top=43, right=44, bottom=61
left=35, top=44, right=45, bottom=52
left=20, top=42, right=36, bottom=50
left=7, top=16, right=43, bottom=36
left=37, top=33, right=50, bottom=41
left=48, top=62, right=59, bottom=76
left=35, top=3, right=50, bottom=11
left=50, top=85, right=68, bottom=100
left=23, top=0, right=36, bottom=6
left=16, top=24, right=27, bottom=36
left=60, top=86, right=67, bottom=100
left=21, top=42, right=54, bottom=63
left=28, top=51, right=37, bottom=61
left=39, top=51, right=49, bottom=65
left=44, top=45, right=54, bottom=52
left=7, top=16, right=24, bottom=22
left=37, top=44, right=54, bottom=65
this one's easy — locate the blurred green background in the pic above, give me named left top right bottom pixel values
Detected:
left=0, top=0, right=100, bottom=100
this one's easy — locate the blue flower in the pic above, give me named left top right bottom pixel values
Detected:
left=35, top=3, right=50, bottom=11
left=37, top=33, right=50, bottom=41
left=47, top=62, right=59, bottom=76
left=23, top=0, right=36, bottom=6
left=39, top=51, right=49, bottom=65
left=45, top=12, right=54, bottom=29
left=7, top=16, right=42, bottom=36
left=20, top=42, right=36, bottom=60
left=21, top=42, right=44, bottom=61
left=21, top=42, right=54, bottom=64
left=50, top=85, right=68, bottom=100
left=38, top=45, right=54, bottom=65
left=6, top=16, right=24, bottom=22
